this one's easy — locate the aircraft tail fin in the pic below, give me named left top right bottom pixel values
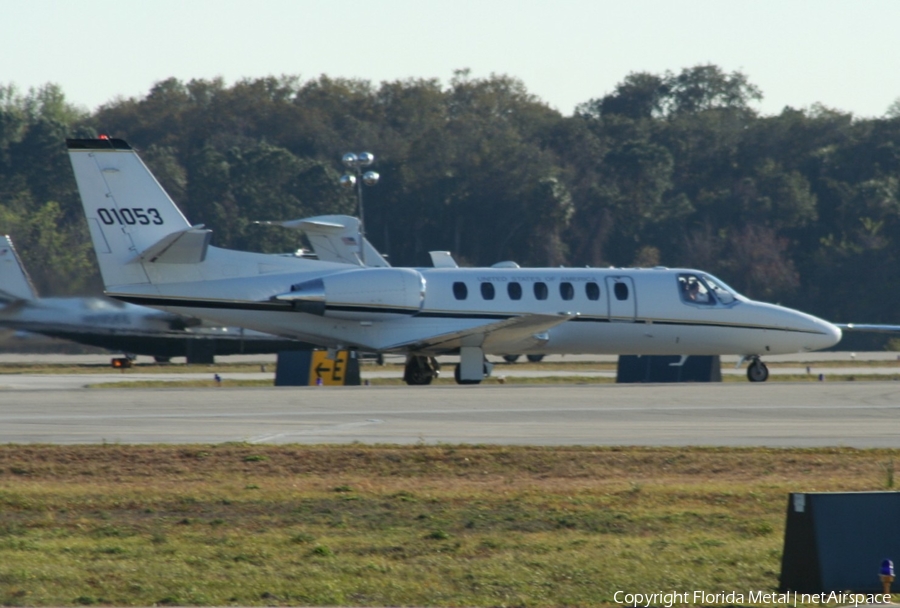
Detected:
left=0, top=235, right=39, bottom=302
left=256, top=215, right=390, bottom=267
left=299, top=215, right=390, bottom=267
left=67, top=138, right=194, bottom=288
left=429, top=251, right=458, bottom=268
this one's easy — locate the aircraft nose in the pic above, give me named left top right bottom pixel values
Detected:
left=820, top=319, right=842, bottom=349
left=802, top=316, right=842, bottom=351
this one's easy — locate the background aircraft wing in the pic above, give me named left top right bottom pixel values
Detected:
left=836, top=323, right=900, bottom=333
left=386, top=312, right=577, bottom=354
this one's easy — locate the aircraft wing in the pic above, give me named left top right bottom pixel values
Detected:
left=836, top=323, right=900, bottom=333
left=386, top=312, right=577, bottom=354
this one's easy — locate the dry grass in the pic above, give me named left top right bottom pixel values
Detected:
left=0, top=445, right=897, bottom=606
left=86, top=373, right=900, bottom=389
left=2, top=356, right=898, bottom=377
left=0, top=362, right=271, bottom=375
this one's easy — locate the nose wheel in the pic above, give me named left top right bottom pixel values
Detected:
left=403, top=355, right=440, bottom=385
left=747, top=358, right=769, bottom=382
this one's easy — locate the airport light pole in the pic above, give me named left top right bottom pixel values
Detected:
left=340, top=152, right=379, bottom=266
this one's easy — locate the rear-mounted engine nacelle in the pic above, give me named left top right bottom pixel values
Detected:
left=274, top=267, right=425, bottom=321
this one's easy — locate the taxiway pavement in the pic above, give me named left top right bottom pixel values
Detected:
left=1, top=382, right=899, bottom=447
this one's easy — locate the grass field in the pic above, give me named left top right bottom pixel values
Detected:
left=0, top=359, right=888, bottom=388
left=1, top=445, right=897, bottom=606
left=85, top=373, right=900, bottom=389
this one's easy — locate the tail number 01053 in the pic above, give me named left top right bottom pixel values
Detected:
left=97, top=207, right=164, bottom=226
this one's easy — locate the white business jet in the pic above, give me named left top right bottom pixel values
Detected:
left=66, top=138, right=841, bottom=384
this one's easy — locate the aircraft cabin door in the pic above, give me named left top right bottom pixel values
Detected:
left=606, top=276, right=636, bottom=322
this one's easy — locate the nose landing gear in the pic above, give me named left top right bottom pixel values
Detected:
left=403, top=355, right=440, bottom=385
left=746, top=357, right=769, bottom=382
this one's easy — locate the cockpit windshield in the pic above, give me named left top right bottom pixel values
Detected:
left=701, top=274, right=739, bottom=305
left=677, top=273, right=740, bottom=306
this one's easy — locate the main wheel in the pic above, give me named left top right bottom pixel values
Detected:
left=747, top=359, right=769, bottom=382
left=503, top=354, right=520, bottom=363
left=526, top=354, right=545, bottom=363
left=454, top=363, right=484, bottom=385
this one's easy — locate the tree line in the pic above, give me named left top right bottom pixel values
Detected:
left=1, top=66, right=898, bottom=347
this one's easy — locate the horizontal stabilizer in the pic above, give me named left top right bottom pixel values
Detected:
left=130, top=226, right=212, bottom=264
left=290, top=219, right=346, bottom=232
left=386, top=312, right=577, bottom=354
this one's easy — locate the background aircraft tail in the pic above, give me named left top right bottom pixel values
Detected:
left=256, top=215, right=390, bottom=267
left=67, top=138, right=199, bottom=288
left=0, top=235, right=38, bottom=302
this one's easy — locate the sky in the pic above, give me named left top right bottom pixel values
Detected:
left=4, top=0, right=900, bottom=118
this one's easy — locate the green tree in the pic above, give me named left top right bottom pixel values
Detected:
left=0, top=201, right=96, bottom=295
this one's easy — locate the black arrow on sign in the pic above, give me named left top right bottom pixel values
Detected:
left=315, top=361, right=331, bottom=378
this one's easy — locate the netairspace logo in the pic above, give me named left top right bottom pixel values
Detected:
left=613, top=590, right=892, bottom=607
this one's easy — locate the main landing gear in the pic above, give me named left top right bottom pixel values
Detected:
left=453, top=361, right=491, bottom=385
left=746, top=357, right=769, bottom=382
left=403, top=354, right=494, bottom=385
left=403, top=355, right=440, bottom=385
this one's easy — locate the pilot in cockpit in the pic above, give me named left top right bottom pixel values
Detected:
left=683, top=277, right=711, bottom=304
left=685, top=281, right=699, bottom=301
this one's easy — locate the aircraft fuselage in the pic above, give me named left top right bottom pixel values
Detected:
left=110, top=264, right=840, bottom=357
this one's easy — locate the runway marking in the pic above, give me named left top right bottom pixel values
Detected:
left=245, top=419, right=385, bottom=443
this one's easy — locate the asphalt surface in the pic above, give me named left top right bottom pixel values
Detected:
left=2, top=381, right=899, bottom=447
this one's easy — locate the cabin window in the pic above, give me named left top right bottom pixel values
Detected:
left=480, top=282, right=495, bottom=300
left=508, top=282, right=522, bottom=300
left=585, top=281, right=600, bottom=300
left=534, top=282, right=548, bottom=300
left=559, top=282, right=574, bottom=301
left=453, top=281, right=468, bottom=300
left=677, top=274, right=714, bottom=305
left=614, top=281, right=629, bottom=301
